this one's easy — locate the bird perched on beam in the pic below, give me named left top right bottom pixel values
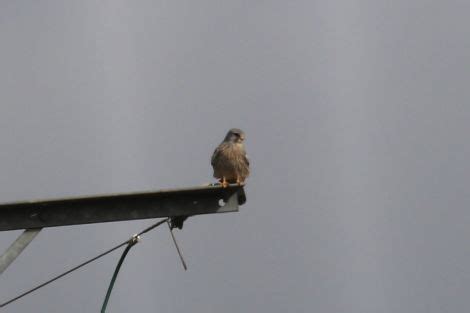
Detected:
left=170, top=128, right=250, bottom=230
left=211, top=128, right=250, bottom=187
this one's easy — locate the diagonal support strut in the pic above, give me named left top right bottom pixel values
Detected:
left=0, top=229, right=42, bottom=275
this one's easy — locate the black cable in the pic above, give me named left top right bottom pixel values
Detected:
left=0, top=218, right=169, bottom=309
left=136, top=218, right=169, bottom=237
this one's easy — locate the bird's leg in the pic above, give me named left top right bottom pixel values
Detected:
left=221, top=177, right=228, bottom=188
left=236, top=176, right=242, bottom=186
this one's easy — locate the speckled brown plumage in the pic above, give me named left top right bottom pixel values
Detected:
left=211, top=128, right=250, bottom=186
left=170, top=128, right=250, bottom=230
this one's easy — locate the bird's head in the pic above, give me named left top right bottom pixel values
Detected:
left=224, top=128, right=245, bottom=144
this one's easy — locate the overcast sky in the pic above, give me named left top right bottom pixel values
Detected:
left=1, top=1, right=470, bottom=312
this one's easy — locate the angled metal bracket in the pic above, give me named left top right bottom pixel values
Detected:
left=0, top=184, right=244, bottom=231
left=0, top=184, right=245, bottom=275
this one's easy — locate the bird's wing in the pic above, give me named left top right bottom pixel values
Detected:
left=243, top=153, right=250, bottom=167
left=211, top=148, right=220, bottom=167
left=211, top=142, right=229, bottom=167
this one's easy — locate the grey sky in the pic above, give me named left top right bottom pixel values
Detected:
left=1, top=0, right=470, bottom=312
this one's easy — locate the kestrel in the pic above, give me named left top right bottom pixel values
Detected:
left=170, top=128, right=250, bottom=230
left=211, top=128, right=250, bottom=187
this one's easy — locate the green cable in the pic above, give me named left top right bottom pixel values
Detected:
left=101, top=236, right=139, bottom=313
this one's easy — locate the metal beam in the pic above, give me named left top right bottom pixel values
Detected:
left=0, top=229, right=42, bottom=274
left=0, top=184, right=245, bottom=231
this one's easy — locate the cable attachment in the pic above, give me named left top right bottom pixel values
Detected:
left=101, top=235, right=140, bottom=313
left=129, top=234, right=141, bottom=245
